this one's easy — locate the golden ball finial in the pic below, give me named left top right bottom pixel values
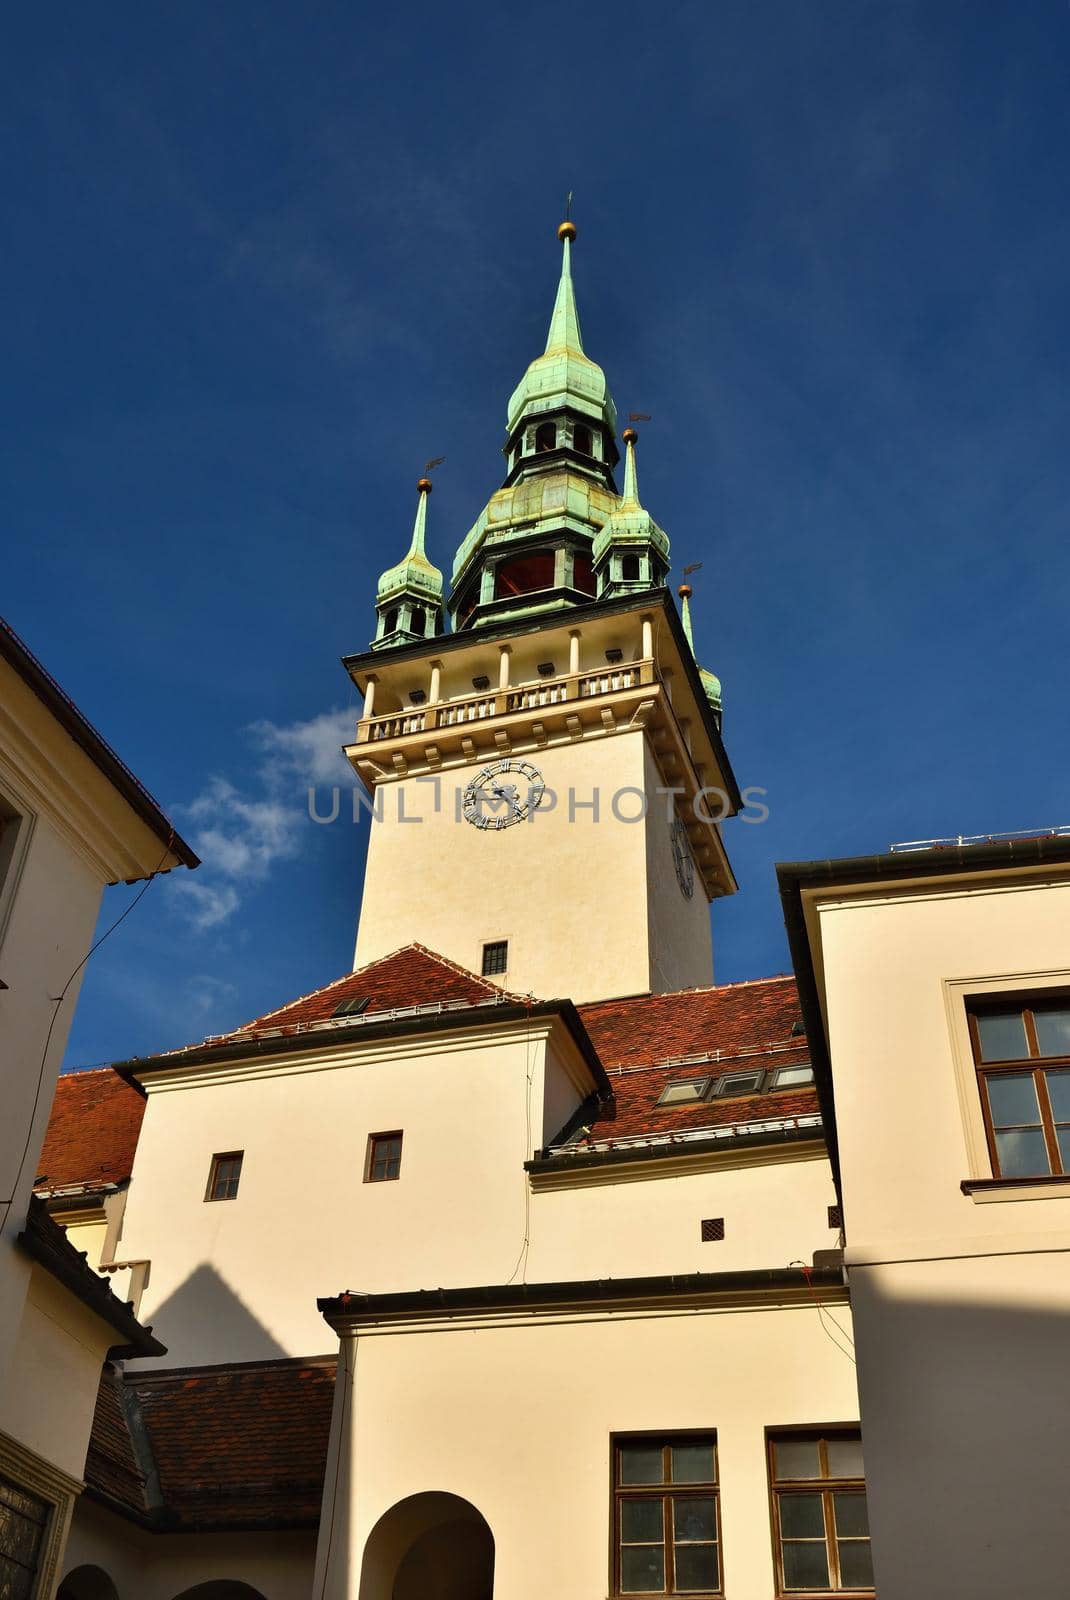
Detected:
left=622, top=427, right=638, bottom=445
left=417, top=477, right=433, bottom=495
left=557, top=220, right=577, bottom=242
left=678, top=583, right=693, bottom=601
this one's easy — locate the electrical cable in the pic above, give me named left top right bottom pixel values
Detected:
left=503, top=993, right=536, bottom=1286
left=790, top=1260, right=856, bottom=1366
left=0, top=832, right=175, bottom=1234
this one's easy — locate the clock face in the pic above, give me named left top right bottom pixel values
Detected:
left=462, top=758, right=546, bottom=830
left=671, top=817, right=695, bottom=899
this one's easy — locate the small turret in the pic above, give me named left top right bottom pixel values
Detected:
left=372, top=479, right=444, bottom=650
left=592, top=428, right=670, bottom=599
left=678, top=583, right=723, bottom=731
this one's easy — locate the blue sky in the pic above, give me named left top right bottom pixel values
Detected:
left=4, top=2, right=1069, bottom=1068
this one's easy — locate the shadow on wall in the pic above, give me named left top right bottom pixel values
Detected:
left=136, top=1263, right=288, bottom=1366
left=851, top=1274, right=1070, bottom=1600
left=359, top=1492, right=494, bottom=1600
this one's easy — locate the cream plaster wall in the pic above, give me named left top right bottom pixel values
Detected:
left=812, top=870, right=1070, bottom=1600
left=524, top=1151, right=838, bottom=1283
left=316, top=1300, right=861, bottom=1600
left=817, top=877, right=1070, bottom=1258
left=353, top=731, right=710, bottom=1004
left=122, top=1023, right=576, bottom=1367
left=64, top=1496, right=317, bottom=1600
left=642, top=741, right=715, bottom=993
left=4, top=1267, right=115, bottom=1482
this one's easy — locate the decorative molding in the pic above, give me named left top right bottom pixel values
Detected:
left=0, top=1429, right=82, bottom=1600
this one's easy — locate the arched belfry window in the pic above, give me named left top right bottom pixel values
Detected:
left=383, top=608, right=399, bottom=636
left=495, top=550, right=555, bottom=600
left=573, top=424, right=592, bottom=456
left=572, top=551, right=596, bottom=595
left=410, top=607, right=426, bottom=637
left=535, top=422, right=556, bottom=453
left=621, top=553, right=641, bottom=582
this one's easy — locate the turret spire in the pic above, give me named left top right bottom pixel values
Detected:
left=677, top=583, right=723, bottom=729
left=371, top=479, right=445, bottom=650
left=591, top=427, right=670, bottom=601
left=620, top=426, right=640, bottom=504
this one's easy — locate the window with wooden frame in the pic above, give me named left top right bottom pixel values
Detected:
left=205, top=1151, right=243, bottom=1202
left=0, top=1473, right=51, bottom=1600
left=365, top=1131, right=403, bottom=1183
left=612, top=1434, right=721, bottom=1596
left=968, top=996, right=1070, bottom=1178
left=767, top=1431, right=872, bottom=1595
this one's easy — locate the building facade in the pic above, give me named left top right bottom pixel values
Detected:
left=41, top=224, right=870, bottom=1600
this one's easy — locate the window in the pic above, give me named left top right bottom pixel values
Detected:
left=333, top=994, right=370, bottom=1018
left=481, top=940, right=508, bottom=976
left=768, top=1431, right=873, bottom=1594
left=494, top=550, right=555, bottom=600
left=613, top=1435, right=720, bottom=1596
left=573, top=423, right=593, bottom=455
left=622, top=553, right=642, bottom=581
left=657, top=1078, right=712, bottom=1107
left=535, top=421, right=556, bottom=452
left=206, top=1152, right=243, bottom=1201
left=410, top=606, right=426, bottom=637
left=0, top=1474, right=51, bottom=1600
left=382, top=607, right=399, bottom=636
left=770, top=1063, right=815, bottom=1090
left=969, top=997, right=1070, bottom=1178
left=366, top=1132, right=403, bottom=1182
left=572, top=550, right=596, bottom=595
left=712, top=1070, right=764, bottom=1098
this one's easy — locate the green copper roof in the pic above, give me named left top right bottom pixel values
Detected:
left=377, top=484, right=444, bottom=605
left=592, top=433, right=670, bottom=565
left=679, top=587, right=722, bottom=710
left=505, top=232, right=617, bottom=437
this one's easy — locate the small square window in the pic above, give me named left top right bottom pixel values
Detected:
left=657, top=1077, right=712, bottom=1107
left=827, top=1205, right=843, bottom=1230
left=700, top=1217, right=725, bottom=1242
left=482, top=941, right=508, bottom=977
left=366, top=1132, right=403, bottom=1183
left=333, top=994, right=370, bottom=1018
left=206, top=1151, right=243, bottom=1202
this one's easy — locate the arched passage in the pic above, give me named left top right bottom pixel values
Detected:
left=171, top=1586, right=268, bottom=1600
left=359, top=1491, right=494, bottom=1600
left=57, top=1568, right=120, bottom=1600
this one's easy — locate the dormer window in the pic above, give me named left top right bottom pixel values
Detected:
left=713, top=1070, right=765, bottom=1097
left=333, top=995, right=370, bottom=1018
left=535, top=422, right=556, bottom=453
left=657, top=1078, right=712, bottom=1106
left=573, top=423, right=592, bottom=455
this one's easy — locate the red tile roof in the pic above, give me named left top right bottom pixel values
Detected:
left=85, top=1358, right=335, bottom=1531
left=574, top=975, right=818, bottom=1144
left=210, top=943, right=521, bottom=1043
left=36, top=1067, right=145, bottom=1191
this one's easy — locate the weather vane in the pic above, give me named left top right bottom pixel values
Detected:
left=628, top=412, right=652, bottom=423
left=565, top=190, right=573, bottom=220
left=683, top=562, right=703, bottom=576
left=424, top=456, right=446, bottom=474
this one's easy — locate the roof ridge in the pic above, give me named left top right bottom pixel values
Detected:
left=579, top=973, right=796, bottom=1013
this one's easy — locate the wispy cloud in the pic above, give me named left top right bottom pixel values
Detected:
left=170, top=706, right=354, bottom=931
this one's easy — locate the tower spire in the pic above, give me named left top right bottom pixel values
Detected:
left=591, top=426, right=670, bottom=600
left=545, top=221, right=583, bottom=353
left=677, top=582, right=723, bottom=729
left=621, top=426, right=640, bottom=504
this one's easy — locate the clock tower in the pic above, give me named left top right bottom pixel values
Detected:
left=343, top=222, right=739, bottom=1004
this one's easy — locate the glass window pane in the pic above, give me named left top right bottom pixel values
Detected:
left=977, top=1012, right=1029, bottom=1061
left=621, top=1500, right=664, bottom=1543
left=620, top=1446, right=665, bottom=1485
left=673, top=1497, right=717, bottom=1541
left=782, top=1541, right=830, bottom=1590
left=838, top=1539, right=875, bottom=1589
left=826, top=1438, right=864, bottom=1479
left=1045, top=1069, right=1070, bottom=1121
left=674, top=1544, right=719, bottom=1592
left=1056, top=1126, right=1070, bottom=1172
left=774, top=1439, right=822, bottom=1479
left=774, top=1064, right=814, bottom=1087
left=987, top=1073, right=1042, bottom=1128
left=1035, top=1010, right=1070, bottom=1058
left=832, top=1491, right=869, bottom=1537
left=671, top=1444, right=716, bottom=1484
left=994, top=1127, right=1052, bottom=1178
left=779, top=1494, right=826, bottom=1538
left=620, top=1546, right=665, bottom=1592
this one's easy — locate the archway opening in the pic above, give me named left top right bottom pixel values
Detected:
left=360, top=1491, right=494, bottom=1600
left=57, top=1567, right=120, bottom=1600
left=170, top=1585, right=268, bottom=1600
